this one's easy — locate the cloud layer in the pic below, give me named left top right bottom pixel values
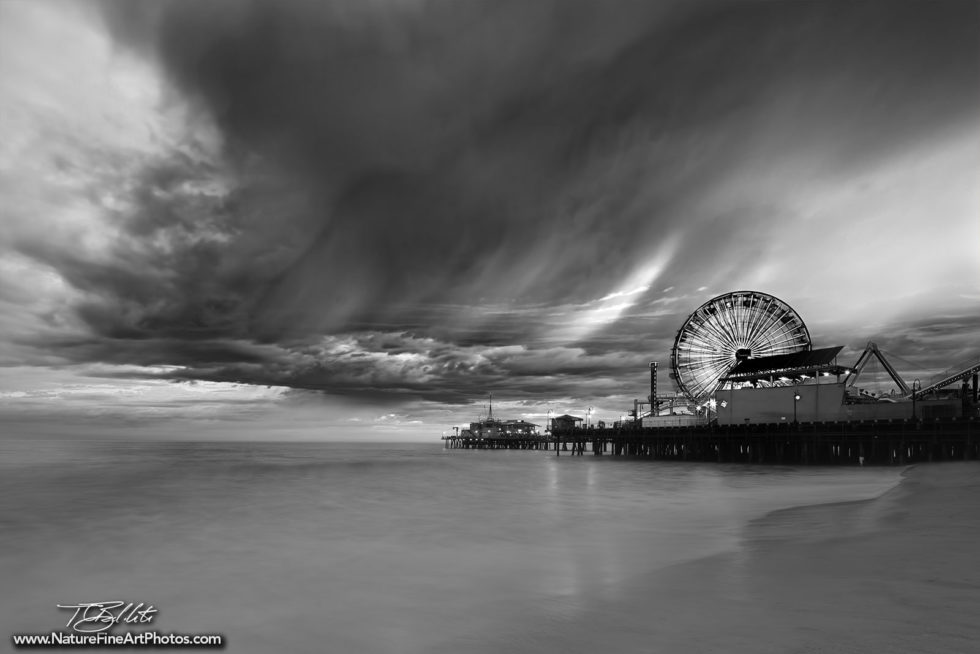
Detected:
left=1, top=0, right=977, bottom=431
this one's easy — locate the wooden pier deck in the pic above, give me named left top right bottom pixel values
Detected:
left=443, top=417, right=979, bottom=465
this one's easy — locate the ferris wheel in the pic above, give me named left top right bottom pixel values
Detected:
left=669, top=291, right=811, bottom=402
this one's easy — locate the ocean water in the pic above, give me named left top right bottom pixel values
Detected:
left=0, top=439, right=903, bottom=653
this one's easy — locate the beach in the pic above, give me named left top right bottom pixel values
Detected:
left=734, top=461, right=980, bottom=654
left=492, top=461, right=980, bottom=654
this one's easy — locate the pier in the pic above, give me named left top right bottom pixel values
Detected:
left=443, top=292, right=980, bottom=467
left=443, top=417, right=979, bottom=465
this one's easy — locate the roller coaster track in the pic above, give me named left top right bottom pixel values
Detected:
left=908, top=354, right=980, bottom=398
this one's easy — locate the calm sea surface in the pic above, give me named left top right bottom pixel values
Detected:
left=1, top=439, right=901, bottom=652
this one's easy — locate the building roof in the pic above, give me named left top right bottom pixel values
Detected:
left=552, top=414, right=583, bottom=421
left=724, top=346, right=844, bottom=380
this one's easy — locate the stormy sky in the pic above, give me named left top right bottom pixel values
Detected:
left=1, top=0, right=977, bottom=440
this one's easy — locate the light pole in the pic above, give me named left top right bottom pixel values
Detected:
left=912, top=379, right=921, bottom=422
left=793, top=390, right=801, bottom=426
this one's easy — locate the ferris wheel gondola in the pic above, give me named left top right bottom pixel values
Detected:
left=669, top=291, right=811, bottom=402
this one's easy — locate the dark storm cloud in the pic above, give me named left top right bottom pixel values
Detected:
left=37, top=327, right=643, bottom=406
left=12, top=0, right=977, bottom=405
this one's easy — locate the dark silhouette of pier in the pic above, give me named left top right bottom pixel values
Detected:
left=443, top=417, right=979, bottom=465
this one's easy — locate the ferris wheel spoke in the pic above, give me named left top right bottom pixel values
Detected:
left=744, top=295, right=775, bottom=346
left=756, top=300, right=792, bottom=347
left=682, top=349, right=734, bottom=372
left=715, top=305, right=738, bottom=350
left=697, top=306, right=739, bottom=348
left=756, top=327, right=808, bottom=350
left=734, top=303, right=752, bottom=347
left=681, top=341, right=732, bottom=358
left=746, top=299, right=786, bottom=349
left=730, top=305, right=753, bottom=346
left=697, top=315, right=741, bottom=353
left=754, top=316, right=799, bottom=348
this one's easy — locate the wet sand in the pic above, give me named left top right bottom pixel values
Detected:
left=476, top=462, right=980, bottom=654
left=728, top=461, right=980, bottom=653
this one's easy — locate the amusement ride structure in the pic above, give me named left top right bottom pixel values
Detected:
left=669, top=291, right=812, bottom=403
left=652, top=290, right=979, bottom=424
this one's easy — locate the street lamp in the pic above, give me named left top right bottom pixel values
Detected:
left=793, top=390, right=801, bottom=426
left=912, top=379, right=921, bottom=422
